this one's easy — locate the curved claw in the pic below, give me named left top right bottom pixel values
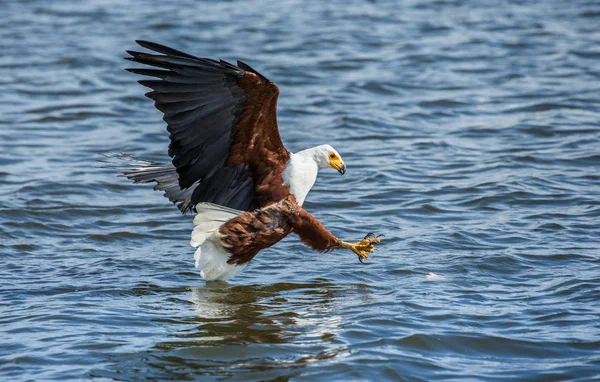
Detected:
left=342, top=233, right=382, bottom=264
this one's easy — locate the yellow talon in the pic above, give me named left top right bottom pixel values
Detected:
left=340, top=233, right=382, bottom=263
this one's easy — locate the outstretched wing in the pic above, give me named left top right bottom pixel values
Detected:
left=126, top=40, right=290, bottom=211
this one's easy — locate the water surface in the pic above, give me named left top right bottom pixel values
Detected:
left=1, top=0, right=600, bottom=380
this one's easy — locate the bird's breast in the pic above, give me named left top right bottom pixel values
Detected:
left=282, top=155, right=318, bottom=207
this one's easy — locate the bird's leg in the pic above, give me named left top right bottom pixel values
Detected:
left=338, top=233, right=382, bottom=263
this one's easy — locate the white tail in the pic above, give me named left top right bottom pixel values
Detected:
left=190, top=203, right=247, bottom=281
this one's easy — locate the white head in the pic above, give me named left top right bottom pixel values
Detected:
left=299, top=144, right=346, bottom=174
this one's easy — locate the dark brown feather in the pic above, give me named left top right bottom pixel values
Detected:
left=227, top=72, right=290, bottom=206
left=126, top=41, right=291, bottom=212
left=288, top=207, right=343, bottom=252
left=219, top=196, right=341, bottom=265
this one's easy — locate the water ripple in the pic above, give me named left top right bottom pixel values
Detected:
left=1, top=0, right=600, bottom=380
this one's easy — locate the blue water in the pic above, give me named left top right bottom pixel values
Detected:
left=1, top=0, right=599, bottom=380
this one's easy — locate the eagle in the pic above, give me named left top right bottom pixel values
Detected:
left=123, top=41, right=381, bottom=281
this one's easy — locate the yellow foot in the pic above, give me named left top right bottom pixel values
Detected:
left=341, top=233, right=382, bottom=264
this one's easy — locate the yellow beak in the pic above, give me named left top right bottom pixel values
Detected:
left=330, top=157, right=346, bottom=175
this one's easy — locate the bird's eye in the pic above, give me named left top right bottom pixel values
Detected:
left=330, top=153, right=336, bottom=159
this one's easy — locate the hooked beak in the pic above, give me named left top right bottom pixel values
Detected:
left=329, top=156, right=346, bottom=175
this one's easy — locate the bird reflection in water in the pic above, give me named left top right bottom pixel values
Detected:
left=185, top=281, right=343, bottom=346
left=105, top=280, right=373, bottom=380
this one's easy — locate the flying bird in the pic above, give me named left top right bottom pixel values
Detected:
left=123, top=40, right=381, bottom=281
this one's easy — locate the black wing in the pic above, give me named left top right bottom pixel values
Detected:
left=126, top=41, right=253, bottom=211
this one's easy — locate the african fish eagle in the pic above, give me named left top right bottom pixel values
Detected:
left=122, top=41, right=381, bottom=281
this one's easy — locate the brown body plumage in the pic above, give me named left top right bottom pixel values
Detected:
left=221, top=196, right=342, bottom=266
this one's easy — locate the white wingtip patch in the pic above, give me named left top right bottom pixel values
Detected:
left=190, top=203, right=246, bottom=281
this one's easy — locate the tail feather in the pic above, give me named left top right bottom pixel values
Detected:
left=191, top=203, right=246, bottom=281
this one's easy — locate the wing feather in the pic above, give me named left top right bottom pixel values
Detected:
left=126, top=41, right=290, bottom=211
